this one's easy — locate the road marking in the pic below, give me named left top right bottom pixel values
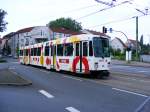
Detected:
left=138, top=70, right=148, bottom=73
left=63, top=76, right=82, bottom=81
left=135, top=97, right=150, bottom=112
left=65, top=107, right=80, bottom=112
left=10, top=62, right=19, bottom=64
left=139, top=80, right=150, bottom=83
left=112, top=88, right=148, bottom=97
left=8, top=67, right=15, bottom=70
left=116, top=76, right=150, bottom=83
left=39, top=90, right=54, bottom=98
left=10, top=71, right=18, bottom=75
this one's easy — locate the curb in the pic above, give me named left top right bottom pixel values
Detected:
left=111, top=63, right=150, bottom=68
left=0, top=69, right=32, bottom=86
left=0, top=82, right=32, bottom=86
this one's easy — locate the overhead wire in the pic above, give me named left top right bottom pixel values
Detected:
left=86, top=13, right=150, bottom=29
left=64, top=4, right=101, bottom=13
left=76, top=1, right=132, bottom=20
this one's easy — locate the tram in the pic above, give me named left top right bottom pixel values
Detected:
left=19, top=34, right=111, bottom=77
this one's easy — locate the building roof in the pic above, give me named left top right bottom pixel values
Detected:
left=85, top=29, right=110, bottom=38
left=16, top=27, right=34, bottom=34
left=86, top=29, right=104, bottom=35
left=128, top=39, right=140, bottom=46
left=116, top=37, right=126, bottom=47
left=50, top=27, right=84, bottom=35
left=3, top=32, right=16, bottom=39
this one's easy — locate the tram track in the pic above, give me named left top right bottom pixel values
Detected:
left=90, top=72, right=150, bottom=96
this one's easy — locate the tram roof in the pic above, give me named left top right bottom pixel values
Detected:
left=20, top=34, right=110, bottom=49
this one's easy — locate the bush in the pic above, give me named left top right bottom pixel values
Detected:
left=0, top=58, right=7, bottom=63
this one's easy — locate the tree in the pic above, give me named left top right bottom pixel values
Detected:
left=0, top=9, right=7, bottom=32
left=140, top=35, right=143, bottom=46
left=48, top=17, right=82, bottom=32
left=141, top=44, right=150, bottom=54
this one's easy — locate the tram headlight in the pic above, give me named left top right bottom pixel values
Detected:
left=94, top=62, right=98, bottom=70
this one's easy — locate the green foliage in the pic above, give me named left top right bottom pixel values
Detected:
left=110, top=47, right=125, bottom=60
left=0, top=58, right=7, bottom=63
left=140, top=44, right=150, bottom=55
left=16, top=45, right=19, bottom=57
left=2, top=45, right=11, bottom=55
left=0, top=9, right=7, bottom=32
left=48, top=17, right=82, bottom=32
left=140, top=35, right=143, bottom=46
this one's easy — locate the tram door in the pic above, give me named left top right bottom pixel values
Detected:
left=75, top=42, right=82, bottom=73
left=52, top=45, right=56, bottom=69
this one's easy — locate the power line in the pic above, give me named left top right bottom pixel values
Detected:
left=23, top=4, right=102, bottom=26
left=95, top=0, right=115, bottom=7
left=87, top=17, right=134, bottom=28
left=64, top=4, right=101, bottom=13
left=86, top=13, right=150, bottom=28
left=76, top=1, right=131, bottom=20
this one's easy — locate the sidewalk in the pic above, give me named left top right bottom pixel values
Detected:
left=0, top=69, right=32, bottom=86
left=111, top=59, right=150, bottom=68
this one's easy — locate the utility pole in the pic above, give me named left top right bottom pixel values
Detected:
left=134, top=8, right=148, bottom=61
left=136, top=16, right=138, bottom=61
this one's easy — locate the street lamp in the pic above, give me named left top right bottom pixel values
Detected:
left=109, top=28, right=131, bottom=63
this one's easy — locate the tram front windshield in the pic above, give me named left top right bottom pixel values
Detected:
left=93, top=37, right=110, bottom=57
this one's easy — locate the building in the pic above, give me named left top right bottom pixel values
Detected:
left=83, top=29, right=110, bottom=37
left=111, top=37, right=126, bottom=53
left=1, top=26, right=50, bottom=58
left=1, top=32, right=15, bottom=56
left=0, top=38, right=2, bottom=54
left=2, top=26, right=111, bottom=58
left=49, top=27, right=83, bottom=40
left=126, top=39, right=140, bottom=51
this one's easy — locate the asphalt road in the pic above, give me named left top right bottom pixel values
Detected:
left=0, top=58, right=149, bottom=112
left=110, top=64, right=150, bottom=76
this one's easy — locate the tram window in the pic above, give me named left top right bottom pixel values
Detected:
left=25, top=49, right=28, bottom=56
left=89, top=41, right=93, bottom=56
left=21, top=50, right=23, bottom=56
left=37, top=47, right=41, bottom=56
left=75, top=43, right=79, bottom=56
left=31, top=48, right=34, bottom=56
left=22, top=50, right=23, bottom=56
left=83, top=42, right=88, bottom=56
left=19, top=50, right=22, bottom=56
left=64, top=43, right=73, bottom=56
left=57, top=44, right=63, bottom=56
left=24, top=50, right=26, bottom=56
left=51, top=46, right=53, bottom=56
left=45, top=46, right=49, bottom=56
left=34, top=48, right=37, bottom=56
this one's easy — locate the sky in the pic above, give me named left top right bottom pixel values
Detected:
left=0, top=0, right=150, bottom=44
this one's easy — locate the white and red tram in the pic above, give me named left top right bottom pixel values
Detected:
left=19, top=34, right=111, bottom=77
